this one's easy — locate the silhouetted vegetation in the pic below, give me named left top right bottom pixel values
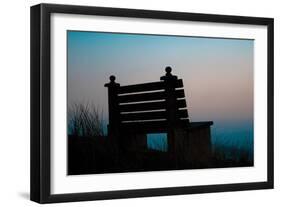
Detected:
left=68, top=103, right=105, bottom=137
left=212, top=144, right=253, bottom=168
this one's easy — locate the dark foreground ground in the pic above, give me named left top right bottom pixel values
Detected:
left=68, top=135, right=253, bottom=175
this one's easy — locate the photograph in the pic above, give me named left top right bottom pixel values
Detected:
left=67, top=31, right=254, bottom=175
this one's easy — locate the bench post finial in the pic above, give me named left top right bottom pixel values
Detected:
left=161, top=66, right=178, bottom=81
left=105, top=76, right=120, bottom=139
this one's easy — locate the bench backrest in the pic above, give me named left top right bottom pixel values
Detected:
left=105, top=67, right=189, bottom=134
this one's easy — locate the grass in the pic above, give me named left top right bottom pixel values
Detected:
left=212, top=144, right=253, bottom=167
left=211, top=132, right=253, bottom=166
left=68, top=102, right=105, bottom=137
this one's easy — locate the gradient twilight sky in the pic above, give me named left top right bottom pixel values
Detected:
left=67, top=31, right=253, bottom=126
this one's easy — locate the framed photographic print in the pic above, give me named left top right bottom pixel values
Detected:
left=30, top=3, right=274, bottom=203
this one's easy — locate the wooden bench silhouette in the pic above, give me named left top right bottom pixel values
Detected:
left=105, top=67, right=213, bottom=164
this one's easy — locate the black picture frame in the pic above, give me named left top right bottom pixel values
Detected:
left=30, top=3, right=274, bottom=203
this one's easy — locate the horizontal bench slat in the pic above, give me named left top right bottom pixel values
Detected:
left=119, top=99, right=187, bottom=112
left=121, top=109, right=188, bottom=122
left=178, top=109, right=189, bottom=118
left=120, top=101, right=165, bottom=112
left=121, top=111, right=166, bottom=121
left=118, top=91, right=166, bottom=103
left=118, top=79, right=183, bottom=94
left=175, top=89, right=185, bottom=99
left=118, top=89, right=185, bottom=103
